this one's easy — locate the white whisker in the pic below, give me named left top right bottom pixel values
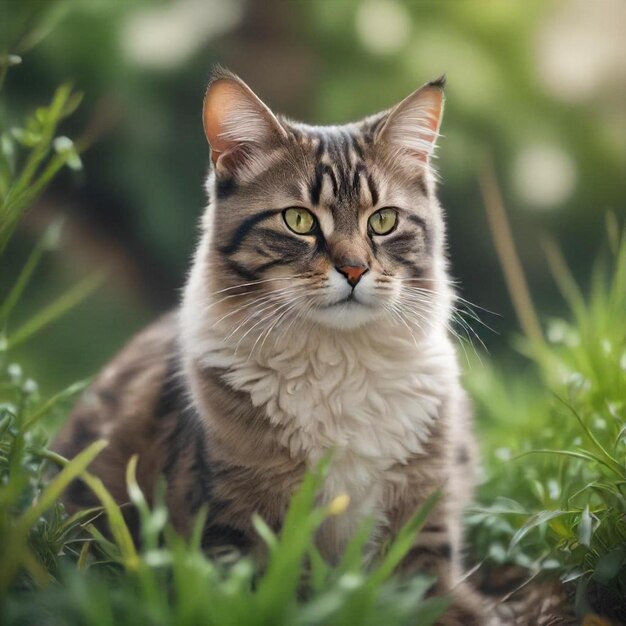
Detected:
left=250, top=296, right=309, bottom=360
left=235, top=294, right=310, bottom=355
left=212, top=285, right=310, bottom=329
left=250, top=296, right=307, bottom=351
left=223, top=295, right=291, bottom=343
left=207, top=274, right=312, bottom=297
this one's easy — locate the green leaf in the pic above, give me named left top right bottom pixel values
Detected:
left=62, top=91, right=84, bottom=118
left=592, top=549, right=625, bottom=585
left=7, top=272, right=104, bottom=349
left=510, top=510, right=566, bottom=549
left=517, top=448, right=623, bottom=477
left=252, top=514, right=278, bottom=552
left=0, top=219, right=64, bottom=329
left=125, top=454, right=147, bottom=512
left=336, top=516, right=375, bottom=575
left=77, top=542, right=90, bottom=571
left=23, top=378, right=89, bottom=430
left=555, top=395, right=626, bottom=479
left=413, top=596, right=452, bottom=626
left=80, top=471, right=139, bottom=571
left=11, top=127, right=43, bottom=147
left=16, top=440, right=107, bottom=532
left=369, top=490, right=441, bottom=586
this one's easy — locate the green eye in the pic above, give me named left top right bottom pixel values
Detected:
left=368, top=208, right=398, bottom=235
left=284, top=208, right=316, bottom=234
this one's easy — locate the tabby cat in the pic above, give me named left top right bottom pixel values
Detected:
left=54, top=68, right=485, bottom=624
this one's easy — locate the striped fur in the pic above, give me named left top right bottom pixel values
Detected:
left=54, top=69, right=491, bottom=624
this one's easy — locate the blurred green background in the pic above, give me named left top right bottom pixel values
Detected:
left=1, top=0, right=624, bottom=394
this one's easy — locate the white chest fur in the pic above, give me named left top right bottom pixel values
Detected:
left=187, top=317, right=457, bottom=559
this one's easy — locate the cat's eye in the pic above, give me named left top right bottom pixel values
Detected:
left=368, top=208, right=398, bottom=235
left=283, top=208, right=316, bottom=235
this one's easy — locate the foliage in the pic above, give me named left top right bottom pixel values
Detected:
left=0, top=83, right=83, bottom=251
left=0, top=15, right=99, bottom=610
left=468, top=222, right=626, bottom=617
left=1, top=424, right=446, bottom=626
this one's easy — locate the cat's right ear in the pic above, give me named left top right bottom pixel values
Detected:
left=203, top=68, right=287, bottom=175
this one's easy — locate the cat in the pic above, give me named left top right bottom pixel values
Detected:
left=54, top=67, right=485, bottom=624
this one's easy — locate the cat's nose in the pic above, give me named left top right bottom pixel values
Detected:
left=337, top=264, right=368, bottom=287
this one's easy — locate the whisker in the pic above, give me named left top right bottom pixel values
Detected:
left=400, top=287, right=494, bottom=358
left=254, top=306, right=294, bottom=358
left=207, top=274, right=313, bottom=297
left=273, top=298, right=315, bottom=350
left=397, top=297, right=476, bottom=362
left=250, top=296, right=308, bottom=360
left=386, top=304, right=420, bottom=348
left=452, top=311, right=488, bottom=358
left=238, top=295, right=309, bottom=356
left=223, top=295, right=294, bottom=343
left=453, top=294, right=500, bottom=317
left=453, top=304, right=498, bottom=335
left=242, top=294, right=306, bottom=360
left=205, top=283, right=309, bottom=315
left=212, top=286, right=310, bottom=329
left=393, top=277, right=444, bottom=285
left=402, top=284, right=498, bottom=328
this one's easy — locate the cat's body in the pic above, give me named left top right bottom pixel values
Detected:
left=54, top=69, right=484, bottom=624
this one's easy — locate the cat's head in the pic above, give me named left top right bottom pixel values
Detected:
left=197, top=68, right=451, bottom=335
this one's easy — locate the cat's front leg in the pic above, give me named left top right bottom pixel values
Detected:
left=388, top=499, right=487, bottom=626
left=400, top=536, right=485, bottom=624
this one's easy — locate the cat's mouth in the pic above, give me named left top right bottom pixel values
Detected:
left=320, top=294, right=369, bottom=309
left=307, top=291, right=383, bottom=329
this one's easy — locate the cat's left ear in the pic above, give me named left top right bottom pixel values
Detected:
left=375, top=76, right=445, bottom=163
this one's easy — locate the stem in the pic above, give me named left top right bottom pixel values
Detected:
left=478, top=154, right=544, bottom=348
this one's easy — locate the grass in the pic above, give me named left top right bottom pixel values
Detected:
left=1, top=34, right=625, bottom=626
left=0, top=436, right=448, bottom=626
left=465, top=214, right=626, bottom=619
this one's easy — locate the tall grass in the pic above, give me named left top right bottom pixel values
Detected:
left=1, top=446, right=447, bottom=626
left=471, top=170, right=625, bottom=619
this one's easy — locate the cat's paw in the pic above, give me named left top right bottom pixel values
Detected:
left=435, top=585, right=487, bottom=626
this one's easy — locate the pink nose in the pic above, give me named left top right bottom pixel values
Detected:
left=337, top=265, right=368, bottom=287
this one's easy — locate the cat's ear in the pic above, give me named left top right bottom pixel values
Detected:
left=203, top=68, right=287, bottom=174
left=375, top=76, right=445, bottom=163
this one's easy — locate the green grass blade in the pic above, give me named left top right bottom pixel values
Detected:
left=368, top=489, right=441, bottom=586
left=542, top=237, right=588, bottom=325
left=510, top=509, right=567, bottom=549
left=555, top=395, right=626, bottom=479
left=16, top=439, right=107, bottom=531
left=0, top=219, right=63, bottom=328
left=80, top=471, right=139, bottom=571
left=6, top=272, right=104, bottom=349
left=515, top=449, right=616, bottom=473
left=23, top=378, right=89, bottom=429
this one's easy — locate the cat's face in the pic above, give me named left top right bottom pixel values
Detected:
left=201, top=70, right=448, bottom=334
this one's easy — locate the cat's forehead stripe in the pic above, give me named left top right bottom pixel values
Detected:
left=306, top=128, right=376, bottom=209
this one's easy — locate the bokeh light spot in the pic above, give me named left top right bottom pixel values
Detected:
left=513, top=144, right=576, bottom=210
left=122, top=0, right=243, bottom=69
left=355, top=0, right=412, bottom=56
